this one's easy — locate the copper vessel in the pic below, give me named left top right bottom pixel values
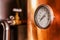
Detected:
left=27, top=0, right=60, bottom=40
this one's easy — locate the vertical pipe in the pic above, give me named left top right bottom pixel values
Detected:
left=0, top=0, right=10, bottom=40
left=1, top=21, right=10, bottom=40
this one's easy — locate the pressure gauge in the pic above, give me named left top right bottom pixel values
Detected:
left=34, top=5, right=54, bottom=29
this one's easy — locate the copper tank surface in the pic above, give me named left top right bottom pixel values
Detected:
left=27, top=0, right=60, bottom=40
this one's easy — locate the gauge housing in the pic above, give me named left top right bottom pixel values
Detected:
left=34, top=4, right=54, bottom=29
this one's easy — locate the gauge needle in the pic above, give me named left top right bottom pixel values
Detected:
left=40, top=14, right=45, bottom=21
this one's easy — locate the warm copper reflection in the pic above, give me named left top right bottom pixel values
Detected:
left=27, top=0, right=60, bottom=40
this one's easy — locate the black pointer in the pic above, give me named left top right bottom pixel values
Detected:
left=40, top=14, right=46, bottom=21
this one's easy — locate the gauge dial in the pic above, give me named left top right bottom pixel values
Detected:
left=34, top=5, right=54, bottom=29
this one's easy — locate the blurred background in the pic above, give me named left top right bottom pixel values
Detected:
left=0, top=0, right=27, bottom=40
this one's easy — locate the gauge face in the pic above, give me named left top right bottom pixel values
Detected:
left=34, top=5, right=52, bottom=29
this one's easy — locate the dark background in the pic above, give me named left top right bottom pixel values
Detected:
left=0, top=0, right=27, bottom=40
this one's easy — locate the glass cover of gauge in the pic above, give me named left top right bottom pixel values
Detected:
left=34, top=5, right=53, bottom=29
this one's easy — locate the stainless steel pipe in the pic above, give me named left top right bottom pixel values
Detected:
left=0, top=0, right=11, bottom=40
left=0, top=21, right=10, bottom=40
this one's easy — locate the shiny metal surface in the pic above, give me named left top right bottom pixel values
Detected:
left=1, top=21, right=10, bottom=40
left=27, top=0, right=60, bottom=40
